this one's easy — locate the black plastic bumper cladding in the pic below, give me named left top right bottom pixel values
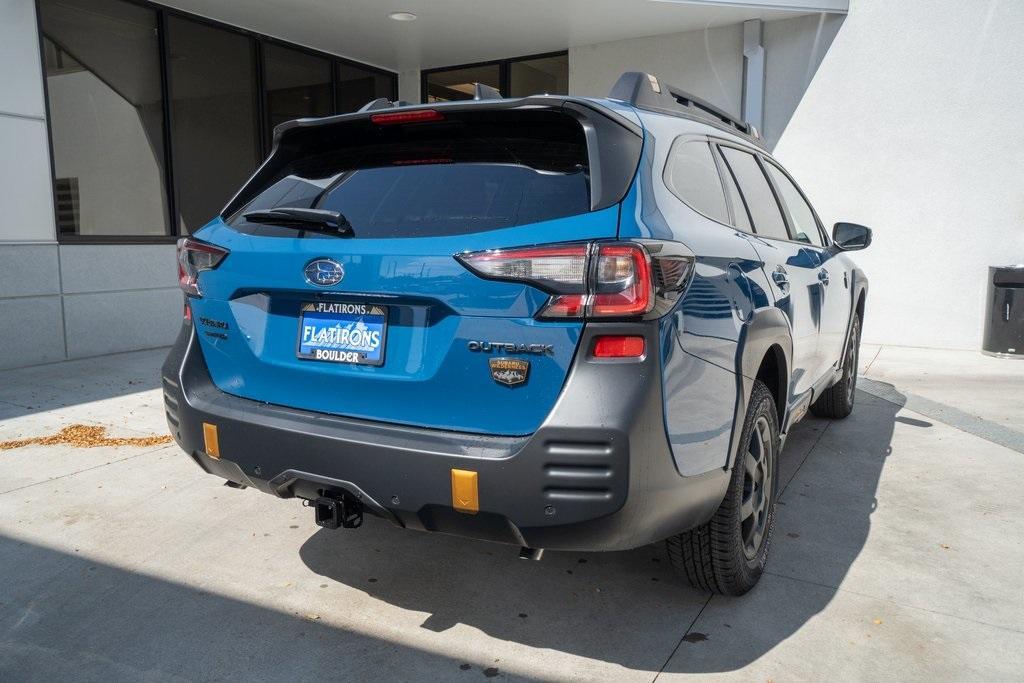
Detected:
left=162, top=322, right=728, bottom=552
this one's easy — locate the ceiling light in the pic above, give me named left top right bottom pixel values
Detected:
left=388, top=11, right=417, bottom=21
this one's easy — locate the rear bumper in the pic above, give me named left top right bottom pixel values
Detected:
left=162, top=322, right=728, bottom=551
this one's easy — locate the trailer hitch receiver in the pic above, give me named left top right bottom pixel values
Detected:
left=314, top=495, right=363, bottom=529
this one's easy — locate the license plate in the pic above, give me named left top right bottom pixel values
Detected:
left=297, top=301, right=388, bottom=366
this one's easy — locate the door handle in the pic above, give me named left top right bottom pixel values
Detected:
left=818, top=268, right=830, bottom=286
left=771, top=266, right=790, bottom=293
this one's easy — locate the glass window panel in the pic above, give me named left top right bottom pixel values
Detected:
left=509, top=55, right=568, bottom=97
left=336, top=63, right=396, bottom=113
left=167, top=16, right=260, bottom=233
left=715, top=146, right=753, bottom=232
left=232, top=115, right=590, bottom=238
left=765, top=163, right=823, bottom=246
left=425, top=64, right=500, bottom=102
left=663, top=140, right=729, bottom=224
left=719, top=147, right=790, bottom=241
left=40, top=0, right=169, bottom=236
left=264, top=44, right=333, bottom=140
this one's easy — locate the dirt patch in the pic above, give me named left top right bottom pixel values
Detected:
left=0, top=424, right=172, bottom=451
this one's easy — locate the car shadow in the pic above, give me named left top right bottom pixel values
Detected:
left=0, top=533, right=473, bottom=680
left=299, top=387, right=901, bottom=673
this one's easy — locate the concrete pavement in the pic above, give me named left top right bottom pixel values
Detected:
left=0, top=345, right=1022, bottom=681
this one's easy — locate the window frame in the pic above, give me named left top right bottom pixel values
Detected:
left=713, top=139, right=833, bottom=248
left=420, top=50, right=568, bottom=104
left=759, top=157, right=831, bottom=248
left=714, top=141, right=793, bottom=242
left=661, top=135, right=732, bottom=227
left=34, top=0, right=398, bottom=244
left=710, top=142, right=756, bottom=233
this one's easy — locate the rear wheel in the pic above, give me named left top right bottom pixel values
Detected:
left=810, top=314, right=861, bottom=419
left=666, top=380, right=779, bottom=596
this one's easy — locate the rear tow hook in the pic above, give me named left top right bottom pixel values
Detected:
left=313, top=495, right=363, bottom=530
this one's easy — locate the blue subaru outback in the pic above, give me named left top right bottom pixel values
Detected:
left=163, top=72, right=870, bottom=595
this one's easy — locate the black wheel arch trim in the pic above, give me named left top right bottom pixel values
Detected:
left=839, top=269, right=869, bottom=379
left=724, top=305, right=793, bottom=471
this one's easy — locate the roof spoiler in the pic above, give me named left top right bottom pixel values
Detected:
left=609, top=71, right=762, bottom=145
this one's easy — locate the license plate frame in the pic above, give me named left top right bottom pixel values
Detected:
left=296, top=301, right=388, bottom=366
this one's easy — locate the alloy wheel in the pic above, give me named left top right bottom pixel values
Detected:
left=740, top=415, right=774, bottom=560
left=845, top=321, right=860, bottom=404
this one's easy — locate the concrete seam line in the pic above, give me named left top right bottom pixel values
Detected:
left=0, top=109, right=46, bottom=122
left=0, top=345, right=172, bottom=374
left=862, top=344, right=883, bottom=374
left=57, top=243, right=69, bottom=360
left=653, top=593, right=714, bottom=681
left=859, top=378, right=1024, bottom=456
left=61, top=285, right=180, bottom=297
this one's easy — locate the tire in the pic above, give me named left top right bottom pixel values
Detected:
left=810, top=314, right=861, bottom=419
left=666, top=380, right=779, bottom=596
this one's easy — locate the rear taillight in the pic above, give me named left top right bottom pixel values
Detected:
left=591, top=244, right=653, bottom=317
left=177, top=237, right=228, bottom=297
left=457, top=241, right=692, bottom=319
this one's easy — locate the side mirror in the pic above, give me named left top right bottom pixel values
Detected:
left=832, top=222, right=872, bottom=251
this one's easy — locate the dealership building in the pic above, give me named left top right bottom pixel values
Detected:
left=0, top=0, right=1020, bottom=370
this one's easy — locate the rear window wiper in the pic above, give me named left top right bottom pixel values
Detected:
left=242, top=208, right=354, bottom=236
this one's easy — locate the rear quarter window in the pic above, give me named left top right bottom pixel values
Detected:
left=663, top=139, right=729, bottom=224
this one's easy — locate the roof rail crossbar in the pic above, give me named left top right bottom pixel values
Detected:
left=473, top=82, right=503, bottom=101
left=608, top=71, right=760, bottom=143
left=358, top=97, right=396, bottom=112
left=357, top=98, right=414, bottom=112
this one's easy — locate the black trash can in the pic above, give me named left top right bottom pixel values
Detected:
left=983, top=265, right=1024, bottom=358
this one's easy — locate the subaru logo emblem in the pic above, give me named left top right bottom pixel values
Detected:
left=304, top=258, right=344, bottom=287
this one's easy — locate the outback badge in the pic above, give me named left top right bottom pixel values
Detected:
left=489, top=357, right=530, bottom=386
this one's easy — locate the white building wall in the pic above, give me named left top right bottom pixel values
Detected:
left=398, top=69, right=421, bottom=104
left=769, top=0, right=1024, bottom=350
left=570, top=4, right=1024, bottom=351
left=0, top=0, right=55, bottom=243
left=0, top=0, right=65, bottom=368
left=569, top=24, right=745, bottom=117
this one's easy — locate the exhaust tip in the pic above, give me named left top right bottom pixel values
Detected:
left=518, top=546, right=544, bottom=561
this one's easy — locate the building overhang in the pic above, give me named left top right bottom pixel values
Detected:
left=157, top=0, right=848, bottom=72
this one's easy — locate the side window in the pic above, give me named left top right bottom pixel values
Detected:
left=765, top=163, right=824, bottom=247
left=718, top=147, right=790, bottom=241
left=663, top=139, right=729, bottom=224
left=714, top=146, right=753, bottom=232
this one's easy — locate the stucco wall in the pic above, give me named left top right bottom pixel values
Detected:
left=570, top=4, right=1024, bottom=351
left=770, top=0, right=1024, bottom=350
left=0, top=0, right=55, bottom=244
left=569, top=23, right=744, bottom=117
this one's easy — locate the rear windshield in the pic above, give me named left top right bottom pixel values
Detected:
left=229, top=111, right=590, bottom=238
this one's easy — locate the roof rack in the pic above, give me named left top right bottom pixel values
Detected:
left=472, top=83, right=502, bottom=100
left=608, top=72, right=761, bottom=144
left=357, top=97, right=415, bottom=112
left=357, top=82, right=501, bottom=113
